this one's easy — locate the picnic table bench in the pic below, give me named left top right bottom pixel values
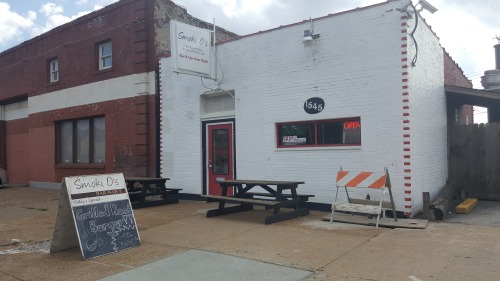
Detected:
left=125, top=177, right=181, bottom=208
left=203, top=179, right=310, bottom=225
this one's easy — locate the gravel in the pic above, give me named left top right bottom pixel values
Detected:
left=0, top=240, right=51, bottom=255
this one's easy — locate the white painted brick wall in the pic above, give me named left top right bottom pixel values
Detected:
left=3, top=101, right=28, bottom=121
left=160, top=1, right=446, bottom=214
left=4, top=72, right=150, bottom=120
left=405, top=14, right=447, bottom=216
left=29, top=72, right=156, bottom=114
left=160, top=67, right=205, bottom=191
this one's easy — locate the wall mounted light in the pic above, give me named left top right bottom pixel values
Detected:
left=303, top=30, right=313, bottom=42
left=303, top=18, right=320, bottom=43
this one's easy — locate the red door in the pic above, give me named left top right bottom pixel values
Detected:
left=207, top=123, right=234, bottom=195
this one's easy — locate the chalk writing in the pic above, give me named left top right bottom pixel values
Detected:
left=89, top=215, right=135, bottom=236
left=72, top=200, right=140, bottom=259
left=75, top=202, right=132, bottom=220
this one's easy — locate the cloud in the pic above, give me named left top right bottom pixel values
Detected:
left=92, top=0, right=119, bottom=13
left=40, top=3, right=64, bottom=17
left=76, top=0, right=89, bottom=5
left=30, top=2, right=94, bottom=38
left=0, top=2, right=37, bottom=46
left=425, top=0, right=499, bottom=87
left=93, top=0, right=119, bottom=10
left=177, top=0, right=382, bottom=35
left=207, top=0, right=274, bottom=18
left=0, top=0, right=120, bottom=50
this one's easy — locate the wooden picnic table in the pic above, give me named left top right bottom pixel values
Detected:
left=203, top=179, right=312, bottom=224
left=124, top=177, right=181, bottom=207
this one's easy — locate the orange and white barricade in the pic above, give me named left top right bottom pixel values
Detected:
left=330, top=168, right=397, bottom=227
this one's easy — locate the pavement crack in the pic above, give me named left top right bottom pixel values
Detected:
left=0, top=270, right=25, bottom=280
left=314, top=228, right=389, bottom=271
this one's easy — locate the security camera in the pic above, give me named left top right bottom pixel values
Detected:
left=417, top=0, right=438, bottom=14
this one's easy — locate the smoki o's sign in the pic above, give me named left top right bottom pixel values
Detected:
left=170, top=20, right=214, bottom=78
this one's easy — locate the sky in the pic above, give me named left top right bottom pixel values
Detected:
left=0, top=0, right=497, bottom=122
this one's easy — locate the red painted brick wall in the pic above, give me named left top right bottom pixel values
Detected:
left=0, top=0, right=153, bottom=102
left=444, top=50, right=474, bottom=124
left=28, top=126, right=56, bottom=182
left=444, top=51, right=472, bottom=88
left=0, top=0, right=239, bottom=104
left=6, top=118, right=29, bottom=183
left=29, top=95, right=156, bottom=183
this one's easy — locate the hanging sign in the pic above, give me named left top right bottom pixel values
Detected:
left=170, top=20, right=214, bottom=78
left=304, top=97, right=325, bottom=114
left=50, top=173, right=140, bottom=260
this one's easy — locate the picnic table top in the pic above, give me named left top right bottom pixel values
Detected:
left=125, top=177, right=170, bottom=182
left=216, top=179, right=305, bottom=185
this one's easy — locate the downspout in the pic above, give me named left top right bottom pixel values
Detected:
left=155, top=68, right=161, bottom=177
left=0, top=105, right=6, bottom=170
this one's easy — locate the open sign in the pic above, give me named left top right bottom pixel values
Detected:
left=344, top=121, right=361, bottom=129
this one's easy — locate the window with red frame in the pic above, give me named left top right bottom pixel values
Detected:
left=277, top=117, right=361, bottom=147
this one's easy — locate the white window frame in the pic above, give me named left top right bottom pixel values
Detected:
left=99, top=41, right=112, bottom=70
left=49, top=58, right=59, bottom=82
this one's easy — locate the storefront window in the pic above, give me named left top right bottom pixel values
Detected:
left=93, top=117, right=106, bottom=164
left=279, top=123, right=315, bottom=146
left=212, top=128, right=230, bottom=175
left=57, top=116, right=105, bottom=164
left=76, top=119, right=90, bottom=163
left=60, top=122, right=73, bottom=163
left=277, top=117, right=361, bottom=148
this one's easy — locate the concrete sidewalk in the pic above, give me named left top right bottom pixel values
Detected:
left=1, top=186, right=500, bottom=280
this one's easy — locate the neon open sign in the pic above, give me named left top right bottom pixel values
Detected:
left=344, top=121, right=361, bottom=130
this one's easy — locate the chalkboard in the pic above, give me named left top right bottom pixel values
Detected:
left=72, top=199, right=140, bottom=259
left=50, top=173, right=140, bottom=260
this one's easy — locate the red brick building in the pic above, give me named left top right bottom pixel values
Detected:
left=0, top=0, right=236, bottom=187
left=444, top=51, right=474, bottom=125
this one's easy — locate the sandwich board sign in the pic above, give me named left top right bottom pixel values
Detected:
left=50, top=173, right=140, bottom=259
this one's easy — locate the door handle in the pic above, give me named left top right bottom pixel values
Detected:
left=208, top=160, right=213, bottom=168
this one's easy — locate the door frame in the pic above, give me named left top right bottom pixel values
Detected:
left=202, top=118, right=236, bottom=195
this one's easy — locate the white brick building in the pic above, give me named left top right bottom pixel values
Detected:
left=160, top=0, right=448, bottom=217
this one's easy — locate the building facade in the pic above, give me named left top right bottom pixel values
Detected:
left=160, top=0, right=470, bottom=216
left=0, top=0, right=236, bottom=187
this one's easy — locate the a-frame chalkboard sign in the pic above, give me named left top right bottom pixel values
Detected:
left=50, top=173, right=141, bottom=259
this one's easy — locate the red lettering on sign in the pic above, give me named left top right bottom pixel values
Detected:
left=344, top=121, right=361, bottom=130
